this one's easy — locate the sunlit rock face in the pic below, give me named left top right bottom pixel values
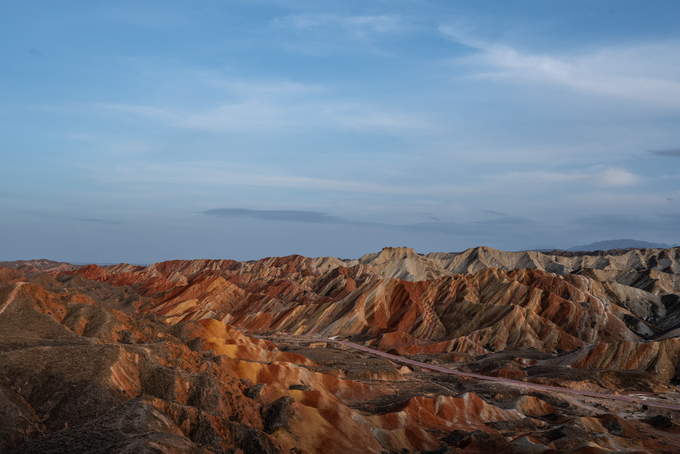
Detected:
left=1, top=246, right=680, bottom=453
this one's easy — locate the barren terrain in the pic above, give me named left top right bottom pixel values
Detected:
left=2, top=246, right=680, bottom=453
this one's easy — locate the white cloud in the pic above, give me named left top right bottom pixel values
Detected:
left=81, top=161, right=454, bottom=196
left=320, top=103, right=434, bottom=131
left=194, top=72, right=326, bottom=97
left=273, top=14, right=404, bottom=35
left=80, top=158, right=641, bottom=207
left=95, top=99, right=432, bottom=134
left=485, top=167, right=639, bottom=188
left=440, top=26, right=680, bottom=106
left=94, top=70, right=433, bottom=135
left=495, top=171, right=586, bottom=184
left=270, top=13, right=407, bottom=55
left=74, top=60, right=433, bottom=135
left=98, top=103, right=177, bottom=122
left=598, top=168, right=638, bottom=187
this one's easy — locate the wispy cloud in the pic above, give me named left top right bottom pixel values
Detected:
left=568, top=213, right=680, bottom=242
left=24, top=210, right=123, bottom=225
left=85, top=161, right=451, bottom=195
left=475, top=216, right=532, bottom=226
left=416, top=212, right=441, bottom=222
left=649, top=148, right=680, bottom=158
left=81, top=160, right=641, bottom=207
left=656, top=212, right=680, bottom=220
left=82, top=70, right=326, bottom=132
left=439, top=26, right=680, bottom=105
left=93, top=83, right=431, bottom=135
left=79, top=218, right=124, bottom=225
left=35, top=198, right=665, bottom=249
left=398, top=217, right=538, bottom=237
left=270, top=13, right=408, bottom=56
left=204, top=208, right=342, bottom=224
left=202, top=207, right=541, bottom=239
left=326, top=103, right=433, bottom=131
left=487, top=167, right=639, bottom=188
left=96, top=98, right=302, bottom=132
left=191, top=71, right=326, bottom=97
left=599, top=168, right=639, bottom=187
left=570, top=214, right=657, bottom=230
left=273, top=14, right=404, bottom=36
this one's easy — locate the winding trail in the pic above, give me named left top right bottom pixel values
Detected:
left=0, top=282, right=26, bottom=318
left=257, top=334, right=680, bottom=412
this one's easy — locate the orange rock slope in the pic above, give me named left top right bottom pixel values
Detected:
left=0, top=280, right=530, bottom=454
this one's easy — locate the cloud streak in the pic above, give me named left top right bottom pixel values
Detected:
left=599, top=168, right=639, bottom=187
left=24, top=211, right=123, bottom=225
left=79, top=218, right=124, bottom=225
left=84, top=162, right=457, bottom=196
left=440, top=26, right=680, bottom=105
left=656, top=212, right=680, bottom=221
left=204, top=208, right=342, bottom=224
left=202, top=207, right=541, bottom=239
left=94, top=97, right=432, bottom=135
left=273, top=14, right=404, bottom=36
left=649, top=148, right=680, bottom=158
left=487, top=168, right=639, bottom=188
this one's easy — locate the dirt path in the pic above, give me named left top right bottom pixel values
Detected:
left=258, top=334, right=680, bottom=412
left=0, top=282, right=27, bottom=318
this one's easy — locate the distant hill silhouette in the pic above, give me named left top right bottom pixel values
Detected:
left=568, top=239, right=678, bottom=252
left=0, top=258, right=76, bottom=271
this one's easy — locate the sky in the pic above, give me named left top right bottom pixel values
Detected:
left=1, top=0, right=680, bottom=263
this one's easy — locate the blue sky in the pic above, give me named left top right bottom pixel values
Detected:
left=2, top=0, right=679, bottom=263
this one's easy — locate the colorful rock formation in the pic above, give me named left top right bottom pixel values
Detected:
left=1, top=246, right=680, bottom=453
left=49, top=249, right=680, bottom=388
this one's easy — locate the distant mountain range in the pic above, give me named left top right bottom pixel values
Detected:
left=568, top=239, right=679, bottom=252
left=0, top=258, right=77, bottom=272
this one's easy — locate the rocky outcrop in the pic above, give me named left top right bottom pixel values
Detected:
left=544, top=338, right=680, bottom=384
left=500, top=396, right=555, bottom=416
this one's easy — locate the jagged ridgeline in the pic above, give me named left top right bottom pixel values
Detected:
left=64, top=246, right=680, bottom=347
left=1, top=246, right=680, bottom=453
